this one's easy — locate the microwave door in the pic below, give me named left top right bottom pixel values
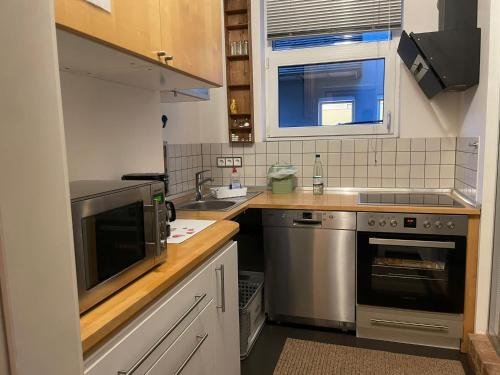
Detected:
left=73, top=185, right=156, bottom=313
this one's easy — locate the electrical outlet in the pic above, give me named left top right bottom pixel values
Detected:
left=233, top=157, right=242, bottom=167
left=225, top=157, right=234, bottom=167
left=216, top=157, right=226, bottom=167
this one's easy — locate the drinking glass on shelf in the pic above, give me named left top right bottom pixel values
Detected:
left=242, top=40, right=249, bottom=55
left=230, top=41, right=238, bottom=55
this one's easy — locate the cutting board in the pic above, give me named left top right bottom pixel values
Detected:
left=167, top=219, right=216, bottom=244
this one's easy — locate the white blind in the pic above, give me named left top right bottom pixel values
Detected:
left=267, top=0, right=402, bottom=39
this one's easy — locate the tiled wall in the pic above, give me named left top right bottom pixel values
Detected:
left=166, top=137, right=479, bottom=196
left=166, top=143, right=203, bottom=194
left=455, top=137, right=479, bottom=201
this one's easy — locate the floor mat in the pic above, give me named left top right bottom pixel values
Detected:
left=273, top=338, right=465, bottom=375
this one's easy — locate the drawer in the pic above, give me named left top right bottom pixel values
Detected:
left=357, top=305, right=463, bottom=349
left=85, top=262, right=214, bottom=375
left=146, top=301, right=215, bottom=375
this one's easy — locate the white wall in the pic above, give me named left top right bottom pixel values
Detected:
left=161, top=0, right=465, bottom=144
left=61, top=72, right=164, bottom=181
left=461, top=0, right=500, bottom=333
left=0, top=1, right=83, bottom=373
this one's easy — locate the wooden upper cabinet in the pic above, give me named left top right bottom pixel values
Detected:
left=159, top=0, right=223, bottom=86
left=54, top=0, right=162, bottom=61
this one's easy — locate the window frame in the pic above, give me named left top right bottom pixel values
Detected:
left=266, top=39, right=399, bottom=139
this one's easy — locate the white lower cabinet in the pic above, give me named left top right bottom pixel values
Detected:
left=84, top=240, right=240, bottom=375
left=212, top=241, right=241, bottom=375
left=146, top=301, right=216, bottom=375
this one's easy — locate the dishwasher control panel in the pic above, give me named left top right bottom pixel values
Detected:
left=262, top=210, right=356, bottom=230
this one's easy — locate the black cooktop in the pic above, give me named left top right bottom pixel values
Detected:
left=358, top=193, right=464, bottom=208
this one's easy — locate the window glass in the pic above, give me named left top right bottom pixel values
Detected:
left=278, top=58, right=385, bottom=128
left=272, top=31, right=392, bottom=51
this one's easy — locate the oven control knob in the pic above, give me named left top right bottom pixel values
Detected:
left=423, top=220, right=431, bottom=229
left=368, top=218, right=376, bottom=227
left=435, top=221, right=443, bottom=229
left=379, top=219, right=386, bottom=227
left=447, top=221, right=455, bottom=230
left=390, top=219, right=398, bottom=227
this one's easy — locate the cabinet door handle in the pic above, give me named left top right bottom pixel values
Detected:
left=174, top=333, right=209, bottom=375
left=117, top=293, right=207, bottom=375
left=156, top=51, right=174, bottom=63
left=215, top=265, right=226, bottom=312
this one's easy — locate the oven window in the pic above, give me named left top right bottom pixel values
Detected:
left=82, top=201, right=146, bottom=290
left=371, top=245, right=449, bottom=298
left=357, top=232, right=466, bottom=313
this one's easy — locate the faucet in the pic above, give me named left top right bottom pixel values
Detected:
left=195, top=170, right=214, bottom=201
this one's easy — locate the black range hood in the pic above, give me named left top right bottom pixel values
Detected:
left=397, top=0, right=481, bottom=99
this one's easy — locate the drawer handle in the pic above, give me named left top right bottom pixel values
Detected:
left=117, top=293, right=207, bottom=375
left=174, top=333, right=209, bottom=375
left=370, top=318, right=449, bottom=332
left=216, top=265, right=226, bottom=312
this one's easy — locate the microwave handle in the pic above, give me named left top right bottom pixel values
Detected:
left=145, top=200, right=165, bottom=256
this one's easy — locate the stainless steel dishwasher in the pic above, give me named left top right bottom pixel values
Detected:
left=262, top=209, right=356, bottom=330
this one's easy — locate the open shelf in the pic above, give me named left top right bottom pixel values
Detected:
left=225, top=0, right=254, bottom=144
left=227, top=54, right=249, bottom=61
left=226, top=23, right=249, bottom=30
left=228, top=83, right=251, bottom=89
left=225, top=8, right=248, bottom=15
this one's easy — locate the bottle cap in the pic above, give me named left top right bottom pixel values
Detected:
left=232, top=167, right=237, bottom=172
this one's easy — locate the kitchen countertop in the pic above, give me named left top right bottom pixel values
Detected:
left=177, top=191, right=481, bottom=221
left=80, top=220, right=239, bottom=355
left=81, top=190, right=480, bottom=355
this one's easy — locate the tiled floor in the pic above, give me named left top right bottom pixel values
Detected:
left=241, top=323, right=473, bottom=375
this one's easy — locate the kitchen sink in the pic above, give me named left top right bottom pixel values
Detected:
left=178, top=200, right=237, bottom=211
left=177, top=191, right=262, bottom=212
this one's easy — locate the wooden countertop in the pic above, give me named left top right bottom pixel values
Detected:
left=80, top=220, right=239, bottom=354
left=177, top=191, right=481, bottom=221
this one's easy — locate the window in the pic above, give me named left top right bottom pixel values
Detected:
left=320, top=101, right=354, bottom=126
left=272, top=31, right=392, bottom=51
left=278, top=59, right=385, bottom=129
left=265, top=0, right=401, bottom=139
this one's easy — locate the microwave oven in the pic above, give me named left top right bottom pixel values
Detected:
left=70, top=180, right=168, bottom=313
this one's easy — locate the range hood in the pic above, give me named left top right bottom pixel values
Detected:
left=397, top=0, right=480, bottom=99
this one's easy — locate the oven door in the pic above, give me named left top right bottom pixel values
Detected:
left=72, top=186, right=156, bottom=313
left=357, top=232, right=466, bottom=313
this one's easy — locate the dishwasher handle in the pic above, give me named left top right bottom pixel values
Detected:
left=293, top=219, right=322, bottom=227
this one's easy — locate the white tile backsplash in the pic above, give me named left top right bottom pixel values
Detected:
left=167, top=137, right=477, bottom=194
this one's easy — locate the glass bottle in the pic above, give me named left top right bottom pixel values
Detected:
left=313, top=154, right=324, bottom=195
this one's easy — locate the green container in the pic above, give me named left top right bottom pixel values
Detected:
left=271, top=176, right=294, bottom=194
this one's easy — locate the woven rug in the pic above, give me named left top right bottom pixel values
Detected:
left=273, top=338, right=465, bottom=375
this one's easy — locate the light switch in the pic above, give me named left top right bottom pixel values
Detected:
left=233, top=157, right=242, bottom=167
left=225, top=157, right=234, bottom=167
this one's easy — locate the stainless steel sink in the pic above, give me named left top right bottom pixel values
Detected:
left=178, top=200, right=237, bottom=211
left=177, top=191, right=262, bottom=212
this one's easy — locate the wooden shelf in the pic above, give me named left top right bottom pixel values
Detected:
left=229, top=113, right=251, bottom=117
left=227, top=54, right=249, bottom=61
left=226, top=23, right=248, bottom=30
left=228, top=83, right=250, bottom=89
left=225, top=8, right=248, bottom=15
left=230, top=127, right=253, bottom=131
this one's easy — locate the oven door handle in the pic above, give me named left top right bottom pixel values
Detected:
left=370, top=319, right=449, bottom=332
left=368, top=238, right=455, bottom=249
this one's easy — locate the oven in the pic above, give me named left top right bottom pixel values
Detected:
left=357, top=212, right=468, bottom=314
left=70, top=180, right=168, bottom=313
